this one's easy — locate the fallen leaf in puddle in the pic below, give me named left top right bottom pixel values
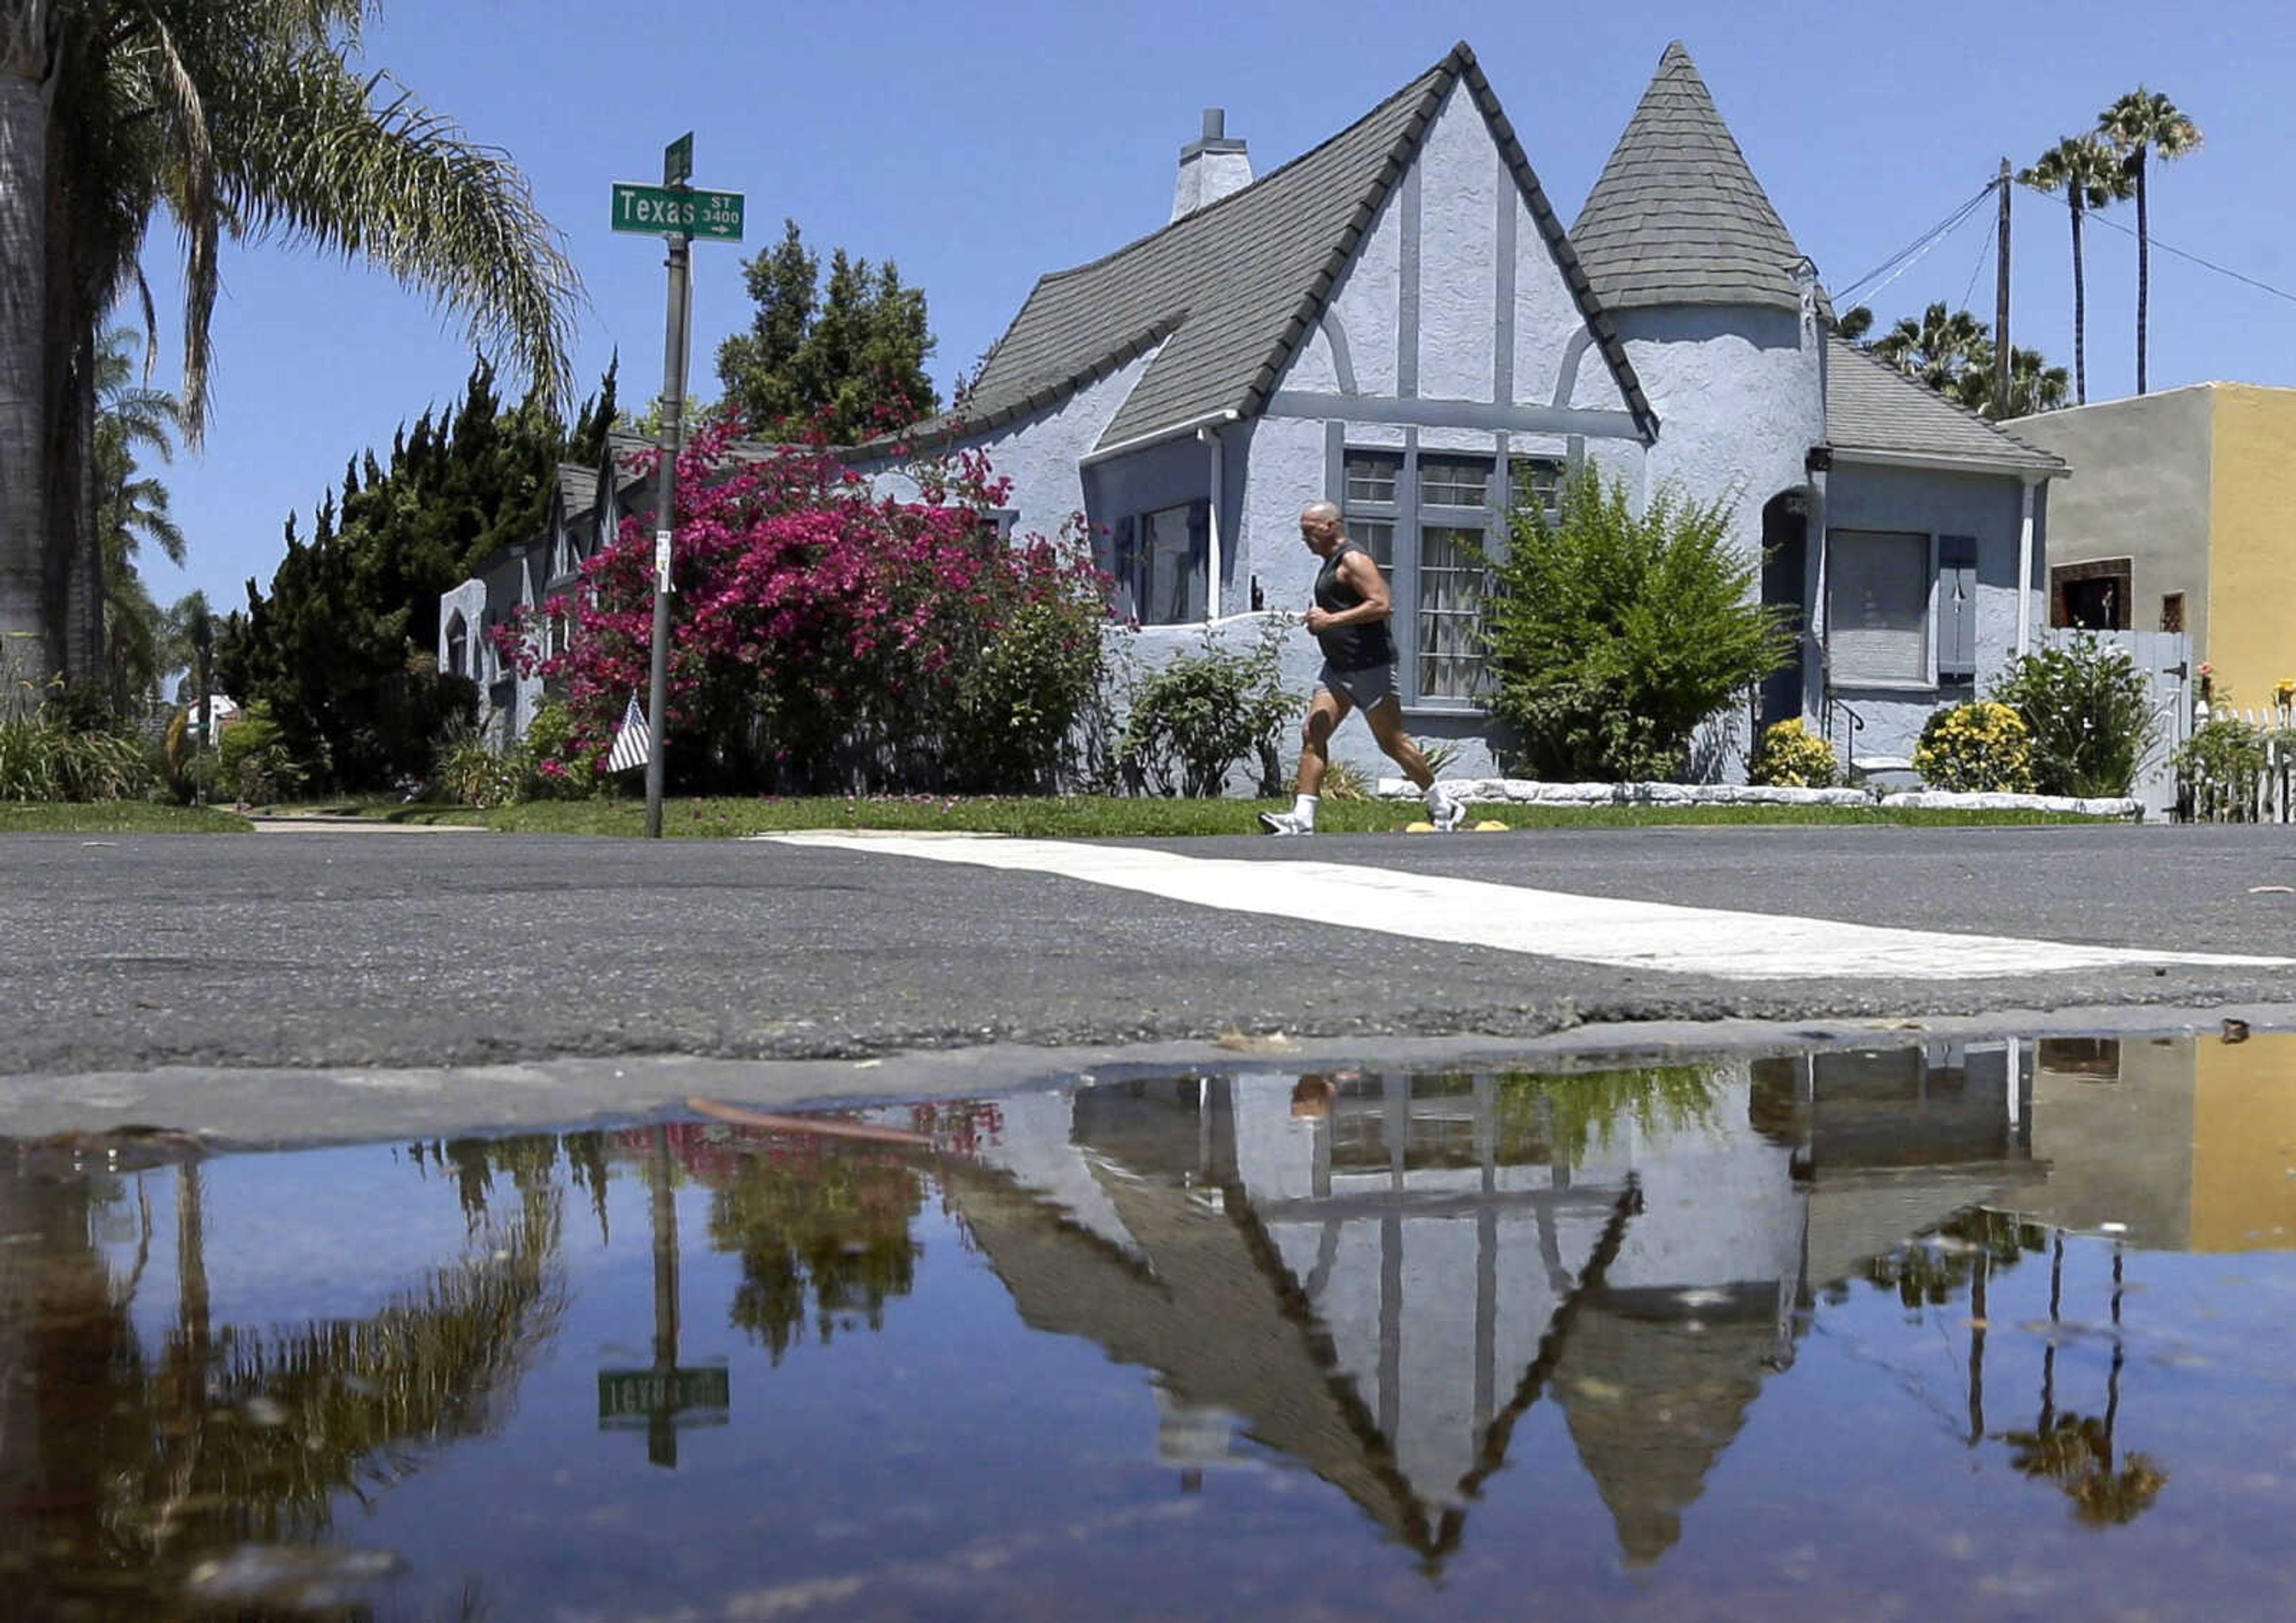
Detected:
left=1573, top=1378, right=1623, bottom=1401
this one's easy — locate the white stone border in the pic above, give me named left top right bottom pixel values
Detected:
left=1375, top=777, right=2141, bottom=818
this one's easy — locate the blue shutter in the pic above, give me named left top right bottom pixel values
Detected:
left=1938, top=535, right=1978, bottom=680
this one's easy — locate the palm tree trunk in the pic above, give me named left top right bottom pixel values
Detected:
left=2134, top=149, right=2150, bottom=396
left=0, top=5, right=54, bottom=695
left=2070, top=193, right=2089, bottom=405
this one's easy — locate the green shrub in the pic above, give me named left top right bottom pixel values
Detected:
left=1914, top=701, right=2035, bottom=793
left=1747, top=718, right=1840, bottom=788
left=0, top=713, right=152, bottom=802
left=2173, top=716, right=2271, bottom=820
left=1482, top=470, right=1793, bottom=782
left=433, top=728, right=526, bottom=809
left=215, top=700, right=306, bottom=805
left=521, top=700, right=603, bottom=800
left=942, top=585, right=1109, bottom=793
left=1992, top=637, right=2157, bottom=797
left=1120, top=621, right=1296, bottom=797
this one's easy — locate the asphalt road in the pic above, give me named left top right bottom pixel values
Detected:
left=7, top=820, right=2296, bottom=1083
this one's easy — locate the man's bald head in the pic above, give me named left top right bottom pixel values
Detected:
left=1300, top=499, right=1341, bottom=527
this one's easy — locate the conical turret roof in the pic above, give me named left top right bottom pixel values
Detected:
left=1573, top=42, right=1815, bottom=314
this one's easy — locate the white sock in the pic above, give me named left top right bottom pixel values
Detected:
left=1293, top=794, right=1318, bottom=826
left=1424, top=783, right=1451, bottom=810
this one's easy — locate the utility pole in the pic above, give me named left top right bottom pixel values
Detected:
left=1993, top=158, right=2013, bottom=420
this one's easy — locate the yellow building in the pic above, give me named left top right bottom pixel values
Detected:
left=2011, top=383, right=2296, bottom=709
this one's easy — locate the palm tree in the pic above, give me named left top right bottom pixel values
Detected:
left=2018, top=136, right=2133, bottom=405
left=1954, top=345, right=2072, bottom=420
left=1, top=1, right=581, bottom=691
left=94, top=329, right=184, bottom=712
left=2098, top=90, right=2202, bottom=396
left=1873, top=303, right=1992, bottom=395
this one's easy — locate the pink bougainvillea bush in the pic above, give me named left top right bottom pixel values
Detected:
left=500, top=423, right=1109, bottom=794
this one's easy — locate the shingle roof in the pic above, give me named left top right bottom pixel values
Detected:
left=1572, top=42, right=1819, bottom=315
left=908, top=42, right=1652, bottom=453
left=1825, top=337, right=2066, bottom=473
left=554, top=464, right=599, bottom=517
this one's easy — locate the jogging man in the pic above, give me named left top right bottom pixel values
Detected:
left=1260, top=501, right=1464, bottom=835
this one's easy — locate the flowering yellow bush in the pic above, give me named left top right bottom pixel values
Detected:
left=1914, top=701, right=2035, bottom=794
left=1747, top=718, right=1840, bottom=788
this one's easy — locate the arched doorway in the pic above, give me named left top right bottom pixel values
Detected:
left=1758, top=490, right=1810, bottom=733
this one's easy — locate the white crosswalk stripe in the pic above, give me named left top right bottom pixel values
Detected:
left=759, top=831, right=2291, bottom=982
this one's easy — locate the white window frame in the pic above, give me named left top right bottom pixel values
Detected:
left=1825, top=528, right=1938, bottom=691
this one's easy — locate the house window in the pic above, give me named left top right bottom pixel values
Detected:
left=1827, top=530, right=1931, bottom=686
left=2051, top=558, right=2132, bottom=630
left=445, top=615, right=469, bottom=679
left=2160, top=592, right=2185, bottom=633
left=1111, top=501, right=1207, bottom=625
left=1507, top=456, right=1566, bottom=523
left=1336, top=447, right=1523, bottom=705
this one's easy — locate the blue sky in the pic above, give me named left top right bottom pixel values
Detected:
left=139, top=0, right=2296, bottom=614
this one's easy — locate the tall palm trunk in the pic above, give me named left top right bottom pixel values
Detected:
left=2069, top=193, right=2089, bottom=405
left=0, top=4, right=54, bottom=694
left=2133, top=148, right=2150, bottom=396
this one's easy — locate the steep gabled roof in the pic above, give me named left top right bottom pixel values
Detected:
left=1573, top=42, right=1818, bottom=315
left=921, top=42, right=1652, bottom=452
left=1826, top=337, right=2068, bottom=474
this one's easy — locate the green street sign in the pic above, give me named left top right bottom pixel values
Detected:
left=664, top=132, right=692, bottom=187
left=597, top=1365, right=730, bottom=1423
left=610, top=184, right=744, bottom=242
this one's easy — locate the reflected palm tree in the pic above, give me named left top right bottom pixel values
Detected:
left=4, top=1134, right=567, bottom=1614
left=1998, top=1237, right=2167, bottom=1526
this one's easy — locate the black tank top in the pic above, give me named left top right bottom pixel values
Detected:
left=1312, top=541, right=1394, bottom=670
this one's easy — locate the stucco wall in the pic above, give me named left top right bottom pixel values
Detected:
left=1415, top=82, right=1498, bottom=403
left=2205, top=384, right=2296, bottom=706
left=2009, top=387, right=2212, bottom=657
left=1823, top=462, right=2037, bottom=761
left=1616, top=306, right=1821, bottom=551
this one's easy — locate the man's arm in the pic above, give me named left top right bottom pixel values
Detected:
left=1305, top=550, right=1393, bottom=633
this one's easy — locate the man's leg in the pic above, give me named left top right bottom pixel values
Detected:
left=1364, top=700, right=1466, bottom=829
left=1262, top=688, right=1350, bottom=834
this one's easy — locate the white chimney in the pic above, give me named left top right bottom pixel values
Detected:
left=1170, top=108, right=1251, bottom=222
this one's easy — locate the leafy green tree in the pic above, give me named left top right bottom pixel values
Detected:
left=715, top=218, right=938, bottom=443
left=2098, top=89, right=2202, bottom=396
left=2019, top=136, right=2133, bottom=405
left=1481, top=470, right=1793, bottom=782
left=217, top=359, right=618, bottom=790
left=1, top=0, right=580, bottom=693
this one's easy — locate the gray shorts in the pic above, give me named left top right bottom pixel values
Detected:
left=1317, top=660, right=1399, bottom=713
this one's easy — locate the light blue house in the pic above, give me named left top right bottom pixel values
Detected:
left=448, top=41, right=2065, bottom=779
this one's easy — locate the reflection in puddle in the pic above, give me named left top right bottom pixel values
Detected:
left=7, top=1035, right=2296, bottom=1619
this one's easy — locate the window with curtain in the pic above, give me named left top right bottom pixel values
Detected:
left=1827, top=530, right=1931, bottom=685
left=1415, top=456, right=1495, bottom=700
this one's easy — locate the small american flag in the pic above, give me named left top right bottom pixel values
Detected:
left=606, top=693, right=651, bottom=774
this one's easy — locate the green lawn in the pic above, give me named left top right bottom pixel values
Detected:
left=0, top=802, right=253, bottom=834
left=367, top=795, right=2117, bottom=839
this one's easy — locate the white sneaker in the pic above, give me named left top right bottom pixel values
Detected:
left=1258, top=811, right=1314, bottom=836
left=1428, top=793, right=1468, bottom=832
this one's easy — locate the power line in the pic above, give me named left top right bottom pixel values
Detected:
left=1959, top=210, right=1998, bottom=315
left=1832, top=179, right=2001, bottom=306
left=2087, top=212, right=2296, bottom=308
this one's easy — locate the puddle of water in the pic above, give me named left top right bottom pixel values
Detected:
left=7, top=1033, right=2296, bottom=1620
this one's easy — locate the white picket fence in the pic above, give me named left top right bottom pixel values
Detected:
left=2176, top=702, right=2296, bottom=824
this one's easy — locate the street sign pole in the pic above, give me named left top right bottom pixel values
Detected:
left=644, top=202, right=692, bottom=840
